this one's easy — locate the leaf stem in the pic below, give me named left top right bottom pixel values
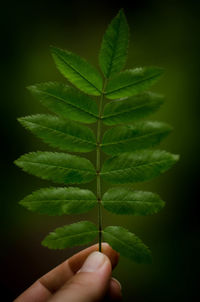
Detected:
left=96, top=79, right=107, bottom=252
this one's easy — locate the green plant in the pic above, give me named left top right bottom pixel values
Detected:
left=15, top=9, right=179, bottom=264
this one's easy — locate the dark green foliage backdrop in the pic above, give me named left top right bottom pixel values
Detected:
left=1, top=0, right=199, bottom=301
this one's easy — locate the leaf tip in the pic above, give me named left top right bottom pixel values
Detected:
left=139, top=244, right=152, bottom=264
left=118, top=8, right=125, bottom=14
left=13, top=158, right=19, bottom=167
left=41, top=233, right=54, bottom=249
left=49, top=45, right=57, bottom=53
left=117, top=8, right=127, bottom=18
left=50, top=46, right=63, bottom=60
left=18, top=199, right=26, bottom=208
left=50, top=46, right=68, bottom=57
left=27, top=84, right=37, bottom=93
left=41, top=238, right=48, bottom=248
left=17, top=116, right=26, bottom=125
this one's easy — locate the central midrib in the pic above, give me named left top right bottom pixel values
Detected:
left=102, top=200, right=158, bottom=205
left=101, top=158, right=170, bottom=175
left=41, top=90, right=98, bottom=119
left=24, top=120, right=96, bottom=146
left=103, top=231, right=137, bottom=253
left=58, top=54, right=102, bottom=94
left=20, top=160, right=95, bottom=173
left=105, top=73, right=161, bottom=96
left=102, top=130, right=164, bottom=146
left=106, top=15, right=122, bottom=77
left=102, top=99, right=157, bottom=119
left=25, top=199, right=97, bottom=203
left=51, top=230, right=98, bottom=241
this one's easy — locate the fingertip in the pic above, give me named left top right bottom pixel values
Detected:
left=68, top=243, right=119, bottom=275
left=78, top=251, right=111, bottom=274
left=108, top=277, right=122, bottom=301
left=52, top=252, right=113, bottom=302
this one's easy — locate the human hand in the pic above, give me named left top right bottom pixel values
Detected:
left=14, top=243, right=122, bottom=302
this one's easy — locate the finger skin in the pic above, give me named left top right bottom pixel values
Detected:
left=14, top=281, right=52, bottom=302
left=48, top=252, right=112, bottom=302
left=106, top=278, right=122, bottom=301
left=40, top=242, right=119, bottom=293
left=14, top=243, right=119, bottom=302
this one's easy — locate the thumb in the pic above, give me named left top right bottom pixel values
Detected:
left=48, top=251, right=113, bottom=302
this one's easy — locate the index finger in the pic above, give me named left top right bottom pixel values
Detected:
left=14, top=243, right=119, bottom=302
left=40, top=242, right=119, bottom=293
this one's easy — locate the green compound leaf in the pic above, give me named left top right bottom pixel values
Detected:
left=14, top=151, right=95, bottom=184
left=51, top=47, right=103, bottom=95
left=102, top=187, right=165, bottom=215
left=42, top=221, right=98, bottom=249
left=101, top=150, right=179, bottom=184
left=20, top=187, right=97, bottom=216
left=15, top=10, right=180, bottom=263
left=28, top=82, right=98, bottom=124
left=102, top=121, right=172, bottom=155
left=18, top=114, right=96, bottom=153
left=105, top=67, right=164, bottom=99
left=99, top=9, right=129, bottom=78
left=102, top=92, right=164, bottom=126
left=103, top=226, right=152, bottom=263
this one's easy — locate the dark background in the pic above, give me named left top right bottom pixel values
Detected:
left=1, top=0, right=200, bottom=301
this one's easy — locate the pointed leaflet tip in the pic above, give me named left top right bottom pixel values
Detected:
left=117, top=8, right=124, bottom=16
left=26, top=85, right=35, bottom=92
left=50, top=45, right=58, bottom=54
left=99, top=7, right=129, bottom=78
left=26, top=84, right=42, bottom=94
left=17, top=117, right=22, bottom=123
left=50, top=45, right=55, bottom=51
left=117, top=8, right=127, bottom=17
left=50, top=46, right=103, bottom=95
left=50, top=46, right=60, bottom=60
left=50, top=46, right=65, bottom=58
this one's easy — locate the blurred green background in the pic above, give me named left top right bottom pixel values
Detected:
left=1, top=0, right=199, bottom=301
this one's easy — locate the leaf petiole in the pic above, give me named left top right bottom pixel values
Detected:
left=96, top=79, right=107, bottom=252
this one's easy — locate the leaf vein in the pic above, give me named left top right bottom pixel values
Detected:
left=102, top=158, right=170, bottom=175
left=20, top=160, right=94, bottom=173
left=50, top=230, right=97, bottom=241
left=106, top=15, right=122, bottom=78
left=40, top=90, right=98, bottom=118
left=102, top=131, right=163, bottom=146
left=57, top=55, right=101, bottom=94
left=106, top=74, right=160, bottom=96
left=24, top=120, right=96, bottom=146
